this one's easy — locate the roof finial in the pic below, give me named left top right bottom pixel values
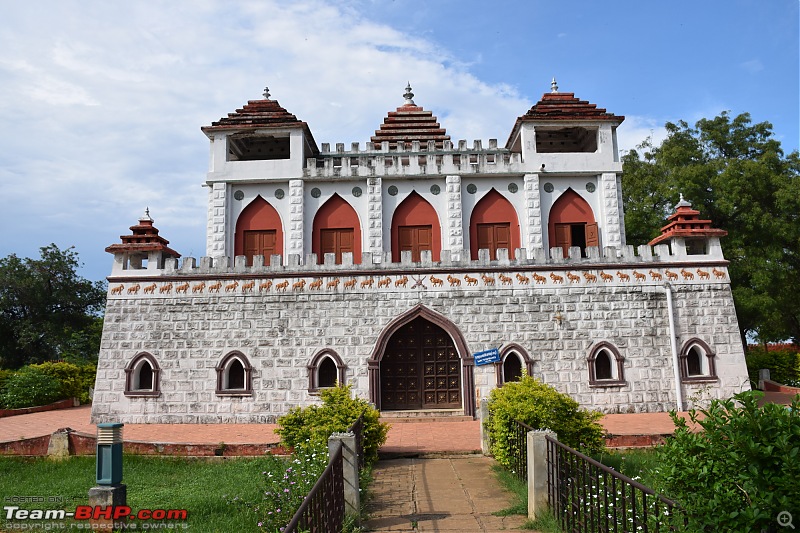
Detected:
left=676, top=193, right=692, bottom=208
left=403, top=82, right=415, bottom=105
left=263, top=86, right=271, bottom=100
left=142, top=207, right=152, bottom=222
left=551, top=77, right=559, bottom=93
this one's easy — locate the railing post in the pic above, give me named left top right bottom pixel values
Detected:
left=479, top=398, right=491, bottom=455
left=527, top=429, right=555, bottom=519
left=329, top=432, right=360, bottom=523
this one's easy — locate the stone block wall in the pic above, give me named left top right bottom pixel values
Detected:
left=92, top=256, right=749, bottom=424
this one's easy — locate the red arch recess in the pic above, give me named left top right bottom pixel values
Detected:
left=547, top=188, right=596, bottom=247
left=312, top=193, right=362, bottom=264
left=469, top=188, right=521, bottom=260
left=234, top=196, right=284, bottom=257
left=391, top=191, right=442, bottom=262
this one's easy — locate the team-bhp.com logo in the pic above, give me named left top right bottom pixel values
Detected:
left=5, top=505, right=188, bottom=527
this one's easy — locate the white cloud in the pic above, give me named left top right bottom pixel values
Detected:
left=740, top=59, right=764, bottom=74
left=616, top=115, right=668, bottom=154
left=0, top=0, right=532, bottom=281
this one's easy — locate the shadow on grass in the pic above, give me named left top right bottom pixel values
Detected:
left=490, top=462, right=563, bottom=532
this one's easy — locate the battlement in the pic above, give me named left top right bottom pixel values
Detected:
left=304, top=139, right=522, bottom=178
left=108, top=239, right=727, bottom=282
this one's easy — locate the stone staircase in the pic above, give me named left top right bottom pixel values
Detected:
left=379, top=409, right=474, bottom=423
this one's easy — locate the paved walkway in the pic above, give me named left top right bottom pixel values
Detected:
left=364, top=456, right=528, bottom=532
left=0, top=404, right=684, bottom=453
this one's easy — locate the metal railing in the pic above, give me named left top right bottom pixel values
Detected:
left=284, top=411, right=367, bottom=533
left=284, top=441, right=345, bottom=533
left=509, top=419, right=533, bottom=482
left=546, top=435, right=686, bottom=532
left=349, top=410, right=365, bottom=470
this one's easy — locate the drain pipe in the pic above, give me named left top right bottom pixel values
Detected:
left=663, top=282, right=684, bottom=411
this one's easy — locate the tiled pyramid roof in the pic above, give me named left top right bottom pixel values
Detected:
left=105, top=210, right=180, bottom=258
left=648, top=196, right=727, bottom=246
left=370, top=84, right=450, bottom=149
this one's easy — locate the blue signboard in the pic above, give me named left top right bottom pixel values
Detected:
left=474, top=348, right=500, bottom=366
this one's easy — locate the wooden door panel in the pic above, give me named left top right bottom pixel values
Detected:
left=586, top=223, right=599, bottom=248
left=244, top=230, right=277, bottom=265
left=320, top=228, right=354, bottom=264
left=381, top=318, right=461, bottom=410
left=398, top=225, right=432, bottom=262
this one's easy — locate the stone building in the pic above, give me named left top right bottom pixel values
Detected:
left=91, top=81, right=750, bottom=424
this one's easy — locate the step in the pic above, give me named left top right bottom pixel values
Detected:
left=379, top=409, right=475, bottom=423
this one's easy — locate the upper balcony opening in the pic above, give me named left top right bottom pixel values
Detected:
left=535, top=126, right=597, bottom=153
left=227, top=133, right=290, bottom=161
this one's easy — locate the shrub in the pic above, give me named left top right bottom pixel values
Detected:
left=31, top=362, right=96, bottom=404
left=655, top=390, right=800, bottom=531
left=487, top=376, right=606, bottom=470
left=745, top=346, right=800, bottom=387
left=0, top=369, right=14, bottom=394
left=275, top=384, right=390, bottom=466
left=0, top=367, right=65, bottom=409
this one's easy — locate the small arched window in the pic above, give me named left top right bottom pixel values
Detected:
left=124, top=353, right=161, bottom=397
left=308, top=349, right=347, bottom=393
left=495, top=344, right=534, bottom=387
left=216, top=352, right=253, bottom=396
left=588, top=342, right=626, bottom=387
left=679, top=339, right=718, bottom=383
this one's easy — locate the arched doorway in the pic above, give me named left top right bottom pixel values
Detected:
left=469, top=188, right=521, bottom=260
left=235, top=196, right=284, bottom=265
left=368, top=305, right=475, bottom=416
left=312, top=194, right=362, bottom=264
left=391, top=191, right=442, bottom=262
left=548, top=188, right=598, bottom=257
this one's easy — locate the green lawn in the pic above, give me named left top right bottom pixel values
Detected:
left=0, top=454, right=286, bottom=532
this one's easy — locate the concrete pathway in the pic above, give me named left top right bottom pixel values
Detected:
left=363, top=456, right=529, bottom=532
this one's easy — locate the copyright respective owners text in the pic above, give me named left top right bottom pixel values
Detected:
left=3, top=495, right=189, bottom=530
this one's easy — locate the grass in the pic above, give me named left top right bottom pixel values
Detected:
left=0, top=454, right=288, bottom=532
left=593, top=447, right=662, bottom=489
left=490, top=463, right=563, bottom=532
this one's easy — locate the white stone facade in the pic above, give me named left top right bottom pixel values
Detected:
left=92, top=86, right=750, bottom=423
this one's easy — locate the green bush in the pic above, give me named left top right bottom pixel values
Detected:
left=487, top=376, right=606, bottom=470
left=32, top=361, right=96, bottom=404
left=0, top=367, right=65, bottom=409
left=275, top=384, right=390, bottom=465
left=655, top=390, right=800, bottom=531
left=745, top=347, right=800, bottom=387
left=0, top=369, right=14, bottom=394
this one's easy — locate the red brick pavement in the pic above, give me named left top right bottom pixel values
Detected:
left=0, top=404, right=689, bottom=454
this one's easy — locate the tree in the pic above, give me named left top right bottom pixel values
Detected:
left=622, top=112, right=800, bottom=344
left=0, top=245, right=106, bottom=368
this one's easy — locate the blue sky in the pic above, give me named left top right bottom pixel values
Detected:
left=1, top=0, right=797, bottom=283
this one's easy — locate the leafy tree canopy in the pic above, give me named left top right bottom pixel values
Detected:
left=622, top=112, right=800, bottom=343
left=0, top=244, right=106, bottom=368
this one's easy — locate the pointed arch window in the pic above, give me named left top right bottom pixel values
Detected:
left=469, top=188, right=521, bottom=260
left=495, top=343, right=534, bottom=387
left=587, top=342, right=626, bottom=387
left=307, top=349, right=347, bottom=393
left=548, top=188, right=598, bottom=258
left=216, top=352, right=254, bottom=396
left=124, top=353, right=161, bottom=397
left=312, top=194, right=362, bottom=264
left=234, top=196, right=284, bottom=266
left=679, top=339, right=718, bottom=382
left=390, top=191, right=442, bottom=262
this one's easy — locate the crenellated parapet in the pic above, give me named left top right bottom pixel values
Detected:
left=303, top=139, right=523, bottom=179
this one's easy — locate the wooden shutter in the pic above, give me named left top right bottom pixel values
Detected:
left=244, top=230, right=277, bottom=266
left=399, top=225, right=432, bottom=262
left=555, top=223, right=571, bottom=256
left=494, top=224, right=511, bottom=257
left=585, top=223, right=599, bottom=248
left=320, top=228, right=354, bottom=264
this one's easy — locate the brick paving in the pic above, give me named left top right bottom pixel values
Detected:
left=363, top=457, right=528, bottom=532
left=0, top=404, right=689, bottom=452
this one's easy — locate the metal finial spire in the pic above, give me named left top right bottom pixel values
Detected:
left=263, top=87, right=271, bottom=99
left=551, top=77, right=559, bottom=93
left=141, top=207, right=152, bottom=222
left=403, top=82, right=415, bottom=105
left=676, top=193, right=692, bottom=208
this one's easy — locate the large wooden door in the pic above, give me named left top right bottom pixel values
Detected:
left=320, top=228, right=354, bottom=264
left=477, top=223, right=511, bottom=260
left=243, top=230, right=277, bottom=265
left=381, top=317, right=461, bottom=410
left=398, top=225, right=433, bottom=263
